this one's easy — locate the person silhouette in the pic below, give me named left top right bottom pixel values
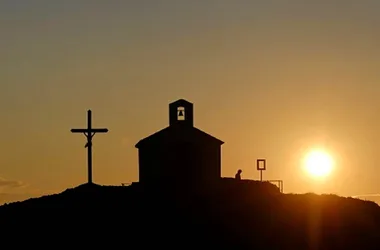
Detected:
left=235, top=169, right=242, bottom=180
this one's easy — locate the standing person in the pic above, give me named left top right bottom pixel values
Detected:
left=235, top=169, right=242, bottom=180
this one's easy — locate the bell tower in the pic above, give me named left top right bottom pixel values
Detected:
left=169, top=99, right=194, bottom=127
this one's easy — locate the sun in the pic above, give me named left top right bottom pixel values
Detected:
left=303, top=149, right=334, bottom=178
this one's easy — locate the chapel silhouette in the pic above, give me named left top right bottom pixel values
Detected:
left=135, top=99, right=224, bottom=187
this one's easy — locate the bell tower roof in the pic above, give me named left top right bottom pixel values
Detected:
left=169, top=99, right=194, bottom=127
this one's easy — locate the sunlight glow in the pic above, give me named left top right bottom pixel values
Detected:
left=303, top=149, right=334, bottom=178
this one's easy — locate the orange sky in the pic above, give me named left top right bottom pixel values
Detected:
left=1, top=1, right=380, bottom=204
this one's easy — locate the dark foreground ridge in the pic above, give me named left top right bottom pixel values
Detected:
left=1, top=179, right=380, bottom=249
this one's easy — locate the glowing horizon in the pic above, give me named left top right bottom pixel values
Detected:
left=1, top=1, right=380, bottom=204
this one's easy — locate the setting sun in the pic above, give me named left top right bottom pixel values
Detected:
left=303, top=149, right=334, bottom=178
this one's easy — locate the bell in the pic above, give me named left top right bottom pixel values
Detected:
left=178, top=110, right=184, bottom=116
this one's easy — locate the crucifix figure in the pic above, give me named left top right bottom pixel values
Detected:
left=71, top=110, right=108, bottom=184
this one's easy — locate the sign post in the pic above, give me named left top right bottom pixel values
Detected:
left=256, top=159, right=266, bottom=181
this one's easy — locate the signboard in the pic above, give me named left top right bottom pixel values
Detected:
left=257, top=159, right=266, bottom=171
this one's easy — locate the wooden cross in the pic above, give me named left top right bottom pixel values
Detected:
left=71, top=110, right=108, bottom=184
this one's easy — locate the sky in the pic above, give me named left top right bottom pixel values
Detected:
left=1, top=0, right=380, bottom=204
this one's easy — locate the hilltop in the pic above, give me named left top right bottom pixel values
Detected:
left=1, top=178, right=380, bottom=249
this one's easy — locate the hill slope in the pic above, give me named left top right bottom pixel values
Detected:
left=1, top=179, right=379, bottom=249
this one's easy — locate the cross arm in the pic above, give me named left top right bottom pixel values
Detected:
left=71, top=128, right=108, bottom=133
left=92, top=128, right=108, bottom=133
left=71, top=128, right=88, bottom=133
